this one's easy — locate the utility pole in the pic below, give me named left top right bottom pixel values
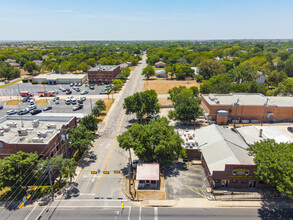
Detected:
left=261, top=98, right=269, bottom=126
left=47, top=157, right=54, bottom=201
left=128, top=158, right=132, bottom=196
left=233, top=99, right=240, bottom=128
left=17, top=84, right=24, bottom=127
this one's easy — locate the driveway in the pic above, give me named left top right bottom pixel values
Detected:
left=165, top=162, right=211, bottom=199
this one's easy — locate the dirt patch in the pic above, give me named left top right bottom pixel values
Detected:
left=6, top=100, right=21, bottom=105
left=158, top=98, right=172, bottom=107
left=143, top=78, right=200, bottom=94
left=35, top=99, right=49, bottom=105
left=129, top=66, right=137, bottom=71
left=97, top=98, right=114, bottom=122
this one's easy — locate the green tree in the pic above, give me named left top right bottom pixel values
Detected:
left=0, top=151, right=39, bottom=189
left=227, top=65, right=258, bottom=83
left=0, top=62, right=20, bottom=79
left=267, top=70, right=287, bottom=87
left=77, top=62, right=88, bottom=72
left=86, top=58, right=96, bottom=67
left=198, top=59, right=226, bottom=80
left=113, top=79, right=123, bottom=91
left=142, top=66, right=155, bottom=80
left=68, top=125, right=95, bottom=153
left=248, top=140, right=293, bottom=200
left=95, top=100, right=106, bottom=112
left=117, top=117, right=186, bottom=166
left=123, top=90, right=160, bottom=123
left=168, top=87, right=203, bottom=124
left=200, top=74, right=233, bottom=94
left=79, top=114, right=99, bottom=131
left=24, top=61, right=40, bottom=74
left=49, top=155, right=76, bottom=182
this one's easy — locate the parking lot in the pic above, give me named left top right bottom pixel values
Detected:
left=164, top=162, right=211, bottom=199
left=0, top=97, right=101, bottom=118
left=0, top=82, right=107, bottom=97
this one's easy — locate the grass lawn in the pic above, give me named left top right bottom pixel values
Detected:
left=97, top=98, right=114, bottom=122
left=6, top=100, right=21, bottom=105
left=129, top=66, right=136, bottom=71
left=143, top=77, right=200, bottom=94
left=0, top=78, right=22, bottom=89
left=35, top=99, right=49, bottom=105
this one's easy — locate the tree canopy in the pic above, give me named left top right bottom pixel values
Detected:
left=248, top=140, right=293, bottom=200
left=123, top=90, right=160, bottom=122
left=142, top=66, right=155, bottom=79
left=117, top=117, right=186, bottom=166
left=198, top=59, right=226, bottom=80
left=68, top=125, right=95, bottom=152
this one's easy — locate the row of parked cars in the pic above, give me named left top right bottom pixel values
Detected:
left=59, top=86, right=89, bottom=95
left=64, top=96, right=86, bottom=111
left=100, top=84, right=114, bottom=94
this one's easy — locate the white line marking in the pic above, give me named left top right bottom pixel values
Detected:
left=154, top=207, right=158, bottom=220
left=35, top=205, right=47, bottom=220
left=52, top=205, right=130, bottom=208
left=24, top=205, right=37, bottom=220
left=54, top=199, right=127, bottom=202
left=139, top=206, right=142, bottom=220
left=128, top=206, right=131, bottom=220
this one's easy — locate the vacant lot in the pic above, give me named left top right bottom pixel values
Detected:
left=158, top=98, right=172, bottom=107
left=35, top=99, right=49, bottom=105
left=129, top=66, right=136, bottom=71
left=143, top=78, right=200, bottom=94
left=6, top=100, right=21, bottom=105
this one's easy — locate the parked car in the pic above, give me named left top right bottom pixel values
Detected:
left=81, top=90, right=89, bottom=95
left=70, top=83, right=74, bottom=87
left=288, top=127, right=293, bottom=133
left=61, top=88, right=66, bottom=92
left=30, top=109, right=42, bottom=115
left=132, top=160, right=139, bottom=169
left=22, top=96, right=29, bottom=102
left=30, top=100, right=35, bottom=105
left=71, top=99, right=77, bottom=105
left=89, top=85, right=95, bottom=90
left=73, top=104, right=83, bottom=111
left=55, top=100, right=60, bottom=104
left=43, top=106, right=52, bottom=111
left=146, top=115, right=159, bottom=122
left=100, top=90, right=106, bottom=94
left=28, top=105, right=37, bottom=110
left=0, top=105, right=3, bottom=110
left=7, top=110, right=17, bottom=115
left=54, top=90, right=58, bottom=94
left=18, top=109, right=29, bottom=115
left=66, top=88, right=71, bottom=92
left=75, top=88, right=80, bottom=92
left=66, top=91, right=72, bottom=95
left=82, top=97, right=86, bottom=101
left=65, top=99, right=71, bottom=105
left=74, top=82, right=78, bottom=86
left=78, top=83, right=81, bottom=87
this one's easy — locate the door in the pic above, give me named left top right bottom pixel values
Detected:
left=221, top=180, right=229, bottom=187
left=249, top=180, right=257, bottom=188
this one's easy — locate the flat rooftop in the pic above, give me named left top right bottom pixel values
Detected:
left=136, top=163, right=160, bottom=181
left=0, top=116, right=73, bottom=144
left=88, top=65, right=119, bottom=72
left=202, top=93, right=293, bottom=107
left=33, top=73, right=87, bottom=80
left=237, top=126, right=293, bottom=145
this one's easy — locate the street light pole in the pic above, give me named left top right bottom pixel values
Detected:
left=261, top=98, right=269, bottom=126
left=233, top=99, right=240, bottom=128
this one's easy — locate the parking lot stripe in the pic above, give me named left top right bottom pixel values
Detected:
left=184, top=177, right=204, bottom=184
left=186, top=171, right=204, bottom=177
left=185, top=185, right=207, bottom=199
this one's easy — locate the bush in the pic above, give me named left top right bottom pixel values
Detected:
left=22, top=79, right=29, bottom=83
left=32, top=81, right=38, bottom=84
left=41, top=81, right=48, bottom=84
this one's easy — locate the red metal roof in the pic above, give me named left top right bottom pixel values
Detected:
left=136, top=163, right=160, bottom=181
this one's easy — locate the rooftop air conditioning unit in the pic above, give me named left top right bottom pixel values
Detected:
left=18, top=128, right=28, bottom=135
left=0, top=130, right=4, bottom=136
left=6, top=122, right=17, bottom=127
left=3, top=126, right=10, bottom=132
left=32, top=137, right=43, bottom=143
left=47, top=124, right=56, bottom=129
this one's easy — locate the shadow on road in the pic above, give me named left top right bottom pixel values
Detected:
left=258, top=199, right=293, bottom=220
left=164, top=162, right=188, bottom=178
left=78, top=150, right=97, bottom=169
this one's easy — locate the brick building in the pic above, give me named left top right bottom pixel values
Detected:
left=201, top=93, right=293, bottom=124
left=0, top=116, right=77, bottom=159
left=88, top=65, right=121, bottom=84
left=179, top=125, right=271, bottom=189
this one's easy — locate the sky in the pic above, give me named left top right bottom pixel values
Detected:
left=0, top=0, right=292, bottom=41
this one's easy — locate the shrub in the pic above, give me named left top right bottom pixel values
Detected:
left=32, top=81, right=38, bottom=84
left=41, top=81, right=48, bottom=84
left=22, top=79, right=29, bottom=83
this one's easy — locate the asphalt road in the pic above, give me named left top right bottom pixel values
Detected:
left=2, top=205, right=292, bottom=220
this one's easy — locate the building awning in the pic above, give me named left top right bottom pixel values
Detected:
left=136, top=163, right=160, bottom=181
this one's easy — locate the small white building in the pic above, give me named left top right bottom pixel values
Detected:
left=191, top=67, right=199, bottom=75
left=33, top=73, right=88, bottom=85
left=136, top=163, right=160, bottom=189
left=256, top=72, right=266, bottom=85
left=156, top=70, right=166, bottom=78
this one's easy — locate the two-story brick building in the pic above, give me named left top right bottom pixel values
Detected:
left=88, top=65, right=121, bottom=84
left=201, top=93, right=293, bottom=124
left=0, top=116, right=77, bottom=159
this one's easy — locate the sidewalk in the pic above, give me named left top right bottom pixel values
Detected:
left=139, top=198, right=293, bottom=209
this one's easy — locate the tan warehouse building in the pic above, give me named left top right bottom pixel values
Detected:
left=201, top=93, right=293, bottom=124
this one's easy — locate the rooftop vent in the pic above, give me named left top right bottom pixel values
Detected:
left=0, top=130, right=4, bottom=136
left=37, top=131, right=47, bottom=138
left=32, top=119, right=39, bottom=127
left=3, top=126, right=10, bottom=132
left=6, top=122, right=17, bottom=127
left=47, top=124, right=56, bottom=129
left=32, top=137, right=43, bottom=143
left=18, top=128, right=28, bottom=136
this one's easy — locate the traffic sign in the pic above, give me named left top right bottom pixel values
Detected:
left=18, top=202, right=24, bottom=209
left=91, top=171, right=97, bottom=174
left=103, top=171, right=110, bottom=174
left=114, top=170, right=120, bottom=174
